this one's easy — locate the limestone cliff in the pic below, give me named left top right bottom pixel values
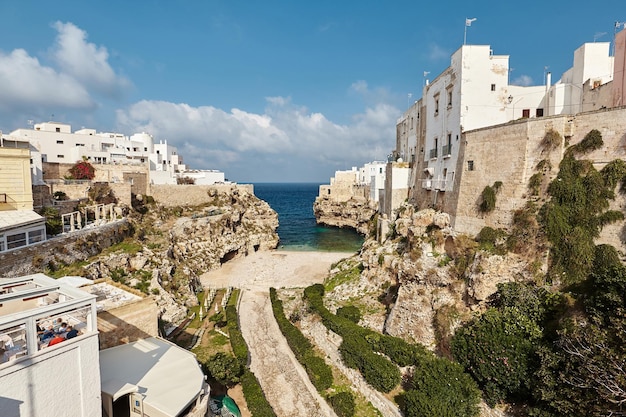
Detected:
left=82, top=185, right=278, bottom=325
left=313, top=195, right=376, bottom=234
left=324, top=204, right=540, bottom=350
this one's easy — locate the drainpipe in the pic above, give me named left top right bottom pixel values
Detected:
left=546, top=72, right=552, bottom=115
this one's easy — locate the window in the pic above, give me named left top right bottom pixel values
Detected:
left=144, top=147, right=148, bottom=152
left=434, top=93, right=440, bottom=116
left=491, top=84, right=496, bottom=91
left=56, top=140, right=64, bottom=144
left=467, top=160, right=474, bottom=171
left=76, top=143, right=84, bottom=147
left=57, top=155, right=64, bottom=158
left=0, top=240, right=4, bottom=252
left=379, top=167, right=383, bottom=174
left=522, top=109, right=530, bottom=118
left=55, top=127, right=60, bottom=133
left=447, top=90, right=453, bottom=108
left=28, top=229, right=44, bottom=244
left=536, top=108, right=544, bottom=117
left=7, top=232, right=27, bottom=249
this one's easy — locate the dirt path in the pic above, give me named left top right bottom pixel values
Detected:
left=239, top=289, right=336, bottom=416
left=200, top=251, right=350, bottom=417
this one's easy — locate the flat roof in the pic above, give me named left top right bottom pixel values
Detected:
left=99, top=337, right=204, bottom=417
left=0, top=210, right=44, bottom=231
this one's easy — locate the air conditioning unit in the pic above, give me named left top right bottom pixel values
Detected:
left=424, top=180, right=432, bottom=189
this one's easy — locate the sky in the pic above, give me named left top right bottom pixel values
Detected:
left=0, top=1, right=624, bottom=182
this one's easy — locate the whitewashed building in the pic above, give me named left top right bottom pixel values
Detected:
left=7, top=122, right=228, bottom=185
left=0, top=274, right=101, bottom=417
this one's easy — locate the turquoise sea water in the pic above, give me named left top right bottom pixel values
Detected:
left=252, top=183, right=364, bottom=253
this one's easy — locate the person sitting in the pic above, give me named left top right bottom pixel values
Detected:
left=40, top=326, right=55, bottom=341
left=47, top=334, right=65, bottom=347
left=56, top=322, right=68, bottom=334
left=65, top=326, right=80, bottom=339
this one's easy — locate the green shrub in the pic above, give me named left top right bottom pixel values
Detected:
left=399, top=355, right=480, bottom=417
left=203, top=352, right=243, bottom=386
left=41, top=206, right=62, bottom=236
left=528, top=172, right=543, bottom=195
left=269, top=288, right=333, bottom=392
left=337, top=305, right=361, bottom=323
left=479, top=182, right=502, bottom=213
left=541, top=129, right=562, bottom=151
left=452, top=308, right=542, bottom=406
left=570, top=129, right=603, bottom=154
left=225, top=304, right=248, bottom=367
left=241, top=370, right=277, bottom=417
left=329, top=391, right=356, bottom=417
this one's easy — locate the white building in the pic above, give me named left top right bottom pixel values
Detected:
left=100, top=337, right=209, bottom=417
left=359, top=161, right=387, bottom=202
left=395, top=40, right=617, bottom=211
left=0, top=274, right=101, bottom=417
left=5, top=122, right=231, bottom=185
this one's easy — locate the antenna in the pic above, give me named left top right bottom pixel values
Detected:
left=423, top=71, right=430, bottom=86
left=594, top=31, right=607, bottom=42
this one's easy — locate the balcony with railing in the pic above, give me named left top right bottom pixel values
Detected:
left=442, top=144, right=452, bottom=157
left=0, top=274, right=97, bottom=367
left=429, top=148, right=438, bottom=159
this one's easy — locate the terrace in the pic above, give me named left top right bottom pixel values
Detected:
left=0, top=273, right=97, bottom=366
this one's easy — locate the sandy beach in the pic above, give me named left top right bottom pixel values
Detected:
left=199, top=250, right=352, bottom=290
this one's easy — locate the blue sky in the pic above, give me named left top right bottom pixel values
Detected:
left=0, top=1, right=624, bottom=182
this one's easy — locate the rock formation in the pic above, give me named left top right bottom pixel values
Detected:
left=313, top=195, right=376, bottom=234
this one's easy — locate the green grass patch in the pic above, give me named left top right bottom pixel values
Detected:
left=325, top=261, right=364, bottom=292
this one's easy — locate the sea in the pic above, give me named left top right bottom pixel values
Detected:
left=252, top=183, right=364, bottom=253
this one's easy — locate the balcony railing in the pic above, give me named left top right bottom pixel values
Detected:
left=442, top=144, right=452, bottom=157
left=429, top=148, right=438, bottom=159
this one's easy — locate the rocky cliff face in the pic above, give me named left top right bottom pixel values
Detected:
left=313, top=195, right=377, bottom=234
left=76, top=186, right=278, bottom=326
left=325, top=204, right=539, bottom=350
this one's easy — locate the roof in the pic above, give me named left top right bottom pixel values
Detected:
left=99, top=337, right=205, bottom=417
left=0, top=210, right=44, bottom=231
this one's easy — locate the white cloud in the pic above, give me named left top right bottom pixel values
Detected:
left=51, top=21, right=131, bottom=96
left=116, top=96, right=398, bottom=181
left=0, top=49, right=94, bottom=111
left=511, top=75, right=533, bottom=87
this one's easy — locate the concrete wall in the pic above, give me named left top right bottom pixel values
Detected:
left=149, top=184, right=254, bottom=207
left=98, top=296, right=159, bottom=349
left=0, top=147, right=33, bottom=211
left=48, top=181, right=132, bottom=207
left=0, top=333, right=101, bottom=417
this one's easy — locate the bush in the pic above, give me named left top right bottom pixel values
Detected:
left=203, top=352, right=243, bottom=386
left=269, top=288, right=333, bottom=391
left=68, top=160, right=95, bottom=180
left=336, top=305, right=361, bottom=323
left=53, top=191, right=68, bottom=201
left=479, top=184, right=497, bottom=213
left=541, top=129, right=562, bottom=151
left=570, top=129, right=603, bottom=154
left=41, top=206, right=62, bottom=235
left=399, top=356, right=480, bottom=417
left=241, top=370, right=277, bottom=417
left=452, top=308, right=542, bottom=406
left=329, top=392, right=355, bottom=417
left=225, top=304, right=248, bottom=367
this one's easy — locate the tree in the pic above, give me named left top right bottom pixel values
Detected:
left=203, top=352, right=243, bottom=386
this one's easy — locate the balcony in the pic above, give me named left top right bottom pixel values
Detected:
left=442, top=144, right=452, bottom=157
left=429, top=148, right=438, bottom=159
left=422, top=179, right=433, bottom=190
left=0, top=274, right=97, bottom=367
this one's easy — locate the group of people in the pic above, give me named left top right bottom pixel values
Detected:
left=38, top=318, right=81, bottom=347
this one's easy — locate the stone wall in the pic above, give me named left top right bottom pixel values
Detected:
left=149, top=183, right=254, bottom=207
left=97, top=295, right=159, bottom=349
left=450, top=106, right=626, bottom=251
left=47, top=181, right=132, bottom=207
left=0, top=219, right=132, bottom=277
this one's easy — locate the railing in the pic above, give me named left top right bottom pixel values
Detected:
left=429, top=148, right=438, bottom=159
left=442, top=144, right=452, bottom=157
